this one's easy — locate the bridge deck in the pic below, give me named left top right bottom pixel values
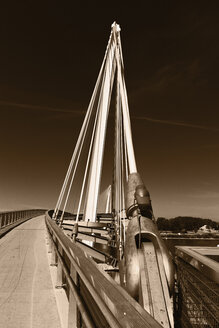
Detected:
left=0, top=215, right=61, bottom=328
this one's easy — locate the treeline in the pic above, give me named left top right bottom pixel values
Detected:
left=156, top=216, right=219, bottom=232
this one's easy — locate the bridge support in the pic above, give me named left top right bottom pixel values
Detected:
left=49, top=236, right=58, bottom=266
left=68, top=265, right=80, bottom=328
left=125, top=215, right=174, bottom=327
left=56, top=249, right=64, bottom=288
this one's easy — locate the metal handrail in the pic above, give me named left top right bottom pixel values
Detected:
left=45, top=211, right=162, bottom=328
left=0, top=209, right=46, bottom=229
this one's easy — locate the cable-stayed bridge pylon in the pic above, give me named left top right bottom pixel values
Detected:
left=51, top=22, right=175, bottom=328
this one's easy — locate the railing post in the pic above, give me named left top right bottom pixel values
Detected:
left=68, top=263, right=80, bottom=328
left=47, top=233, right=52, bottom=254
left=50, top=236, right=58, bottom=266
left=2, top=213, right=5, bottom=227
left=6, top=213, right=9, bottom=225
left=56, top=247, right=64, bottom=288
left=5, top=213, right=8, bottom=226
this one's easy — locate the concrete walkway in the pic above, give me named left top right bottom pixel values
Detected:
left=0, top=215, right=62, bottom=328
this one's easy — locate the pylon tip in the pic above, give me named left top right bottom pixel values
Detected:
left=111, top=21, right=121, bottom=32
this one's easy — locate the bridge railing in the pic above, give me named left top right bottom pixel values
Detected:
left=0, top=209, right=46, bottom=229
left=45, top=210, right=162, bottom=328
left=174, top=246, right=219, bottom=327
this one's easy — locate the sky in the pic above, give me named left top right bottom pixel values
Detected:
left=0, top=1, right=219, bottom=221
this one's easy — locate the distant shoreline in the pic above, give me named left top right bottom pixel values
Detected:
left=161, top=232, right=219, bottom=239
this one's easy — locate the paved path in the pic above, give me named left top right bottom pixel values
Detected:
left=0, top=215, right=62, bottom=328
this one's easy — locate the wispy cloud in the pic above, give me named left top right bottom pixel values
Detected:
left=0, top=100, right=86, bottom=116
left=186, top=191, right=219, bottom=199
left=132, top=115, right=219, bottom=132
left=1, top=100, right=217, bottom=132
left=129, top=59, right=206, bottom=100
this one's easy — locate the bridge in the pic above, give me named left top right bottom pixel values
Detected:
left=0, top=23, right=218, bottom=328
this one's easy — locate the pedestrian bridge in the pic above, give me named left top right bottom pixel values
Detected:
left=0, top=22, right=219, bottom=328
left=0, top=210, right=163, bottom=328
left=0, top=211, right=218, bottom=328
